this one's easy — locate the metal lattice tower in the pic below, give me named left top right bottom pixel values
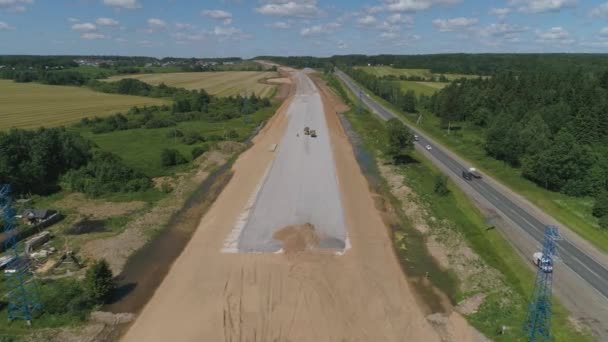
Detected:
left=1, top=184, right=42, bottom=324
left=524, top=225, right=561, bottom=341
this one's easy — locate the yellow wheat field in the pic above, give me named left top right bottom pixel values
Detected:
left=0, top=80, right=168, bottom=130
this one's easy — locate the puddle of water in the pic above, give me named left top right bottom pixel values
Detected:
left=65, top=219, right=107, bottom=235
left=103, top=160, right=234, bottom=314
left=338, top=113, right=459, bottom=313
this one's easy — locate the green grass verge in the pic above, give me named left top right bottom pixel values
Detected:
left=342, top=73, right=608, bottom=253
left=398, top=80, right=445, bottom=96
left=328, top=73, right=592, bottom=341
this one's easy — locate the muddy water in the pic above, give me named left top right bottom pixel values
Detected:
left=338, top=113, right=459, bottom=314
left=103, top=160, right=234, bottom=314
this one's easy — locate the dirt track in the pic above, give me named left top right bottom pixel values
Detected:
left=122, top=70, right=469, bottom=341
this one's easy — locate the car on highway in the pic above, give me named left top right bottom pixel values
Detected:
left=425, top=145, right=432, bottom=150
left=414, top=134, right=419, bottom=141
left=533, top=252, right=554, bottom=273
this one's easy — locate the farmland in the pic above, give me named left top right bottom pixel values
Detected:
left=356, top=65, right=480, bottom=80
left=0, top=80, right=168, bottom=130
left=105, top=71, right=278, bottom=97
left=398, top=80, right=446, bottom=96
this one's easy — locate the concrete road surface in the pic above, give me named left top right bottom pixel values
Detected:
left=335, top=68, right=608, bottom=338
left=237, top=71, right=347, bottom=252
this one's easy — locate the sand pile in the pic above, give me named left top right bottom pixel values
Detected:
left=273, top=223, right=320, bottom=254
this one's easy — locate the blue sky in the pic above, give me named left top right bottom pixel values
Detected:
left=1, top=0, right=608, bottom=57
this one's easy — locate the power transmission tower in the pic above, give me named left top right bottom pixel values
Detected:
left=0, top=184, right=42, bottom=325
left=524, top=225, right=561, bottom=341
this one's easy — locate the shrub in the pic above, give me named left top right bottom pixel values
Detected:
left=599, top=215, right=608, bottom=230
left=84, top=259, right=115, bottom=305
left=39, top=279, right=92, bottom=320
left=434, top=175, right=450, bottom=196
left=592, top=191, right=608, bottom=218
left=161, top=148, right=188, bottom=167
left=227, top=129, right=239, bottom=140
left=191, top=145, right=209, bottom=159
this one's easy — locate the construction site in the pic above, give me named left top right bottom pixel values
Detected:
left=0, top=63, right=602, bottom=342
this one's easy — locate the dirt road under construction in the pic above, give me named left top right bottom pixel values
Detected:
left=122, top=70, right=478, bottom=341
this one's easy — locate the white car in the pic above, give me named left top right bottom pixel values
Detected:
left=425, top=145, right=432, bottom=151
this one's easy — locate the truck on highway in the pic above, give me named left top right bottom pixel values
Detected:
left=304, top=127, right=310, bottom=135
left=533, top=252, right=553, bottom=273
left=462, top=167, right=482, bottom=180
left=310, top=129, right=317, bottom=138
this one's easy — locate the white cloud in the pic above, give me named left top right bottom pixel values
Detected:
left=72, top=22, right=97, bottom=32
left=378, top=0, right=460, bottom=13
left=256, top=0, right=323, bottom=18
left=115, top=37, right=128, bottom=43
left=202, top=9, right=233, bottom=25
left=478, top=23, right=527, bottom=38
left=67, top=17, right=80, bottom=23
left=0, top=21, right=12, bottom=30
left=508, top=0, right=576, bottom=14
left=0, top=0, right=33, bottom=13
left=337, top=40, right=348, bottom=49
left=81, top=32, right=105, bottom=40
left=358, top=15, right=377, bottom=26
left=267, top=21, right=291, bottom=29
left=212, top=26, right=250, bottom=40
left=175, top=22, right=195, bottom=30
left=300, top=22, right=340, bottom=36
left=535, top=26, right=575, bottom=44
left=590, top=2, right=608, bottom=20
left=102, top=0, right=141, bottom=9
left=489, top=7, right=511, bottom=19
left=601, top=27, right=608, bottom=37
left=147, top=18, right=167, bottom=29
left=96, top=17, right=119, bottom=26
left=387, top=13, right=412, bottom=25
left=173, top=31, right=207, bottom=42
left=433, top=17, right=478, bottom=32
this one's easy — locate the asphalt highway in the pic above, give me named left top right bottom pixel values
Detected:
left=335, top=68, right=608, bottom=302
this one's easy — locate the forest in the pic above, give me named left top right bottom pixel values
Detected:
left=260, top=53, right=608, bottom=75
left=334, top=55, right=608, bottom=228
left=427, top=70, right=608, bottom=199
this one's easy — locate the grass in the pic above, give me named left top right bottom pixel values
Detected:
left=398, top=80, right=446, bottom=96
left=78, top=105, right=278, bottom=177
left=356, top=65, right=480, bottom=80
left=0, top=80, right=168, bottom=130
left=105, top=71, right=278, bottom=97
left=329, top=73, right=591, bottom=341
left=343, top=73, right=608, bottom=253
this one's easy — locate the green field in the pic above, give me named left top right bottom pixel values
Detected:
left=0, top=80, right=168, bottom=130
left=357, top=65, right=480, bottom=80
left=106, top=71, right=278, bottom=97
left=80, top=105, right=277, bottom=177
left=398, top=80, right=446, bottom=96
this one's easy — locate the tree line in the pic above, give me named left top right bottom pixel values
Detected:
left=0, top=127, right=151, bottom=197
left=345, top=66, right=418, bottom=113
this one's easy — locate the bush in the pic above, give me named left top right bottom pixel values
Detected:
left=191, top=145, right=209, bottom=159
left=434, top=175, right=450, bottom=196
left=180, top=131, right=205, bottom=145
left=592, top=191, right=608, bottom=218
left=84, top=259, right=115, bottom=305
left=227, top=129, right=239, bottom=140
left=39, top=279, right=92, bottom=320
left=161, top=148, right=188, bottom=167
left=599, top=215, right=608, bottom=230
left=62, top=151, right=152, bottom=197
